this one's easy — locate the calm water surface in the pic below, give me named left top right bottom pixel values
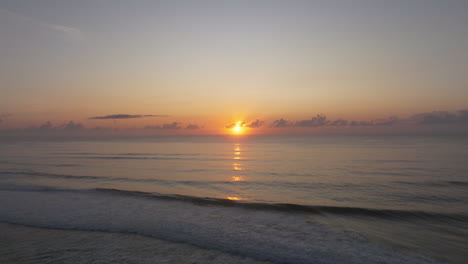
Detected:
left=1, top=135, right=467, bottom=263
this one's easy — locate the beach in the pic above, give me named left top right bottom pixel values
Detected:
left=0, top=222, right=271, bottom=264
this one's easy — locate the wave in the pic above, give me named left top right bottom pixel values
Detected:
left=396, top=180, right=468, bottom=188
left=94, top=188, right=468, bottom=222
left=0, top=188, right=444, bottom=264
left=1, top=180, right=465, bottom=223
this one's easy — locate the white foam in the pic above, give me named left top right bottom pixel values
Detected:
left=0, top=190, right=442, bottom=264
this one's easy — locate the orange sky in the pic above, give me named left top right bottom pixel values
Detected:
left=1, top=1, right=468, bottom=135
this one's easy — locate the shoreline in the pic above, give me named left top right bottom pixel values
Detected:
left=0, top=222, right=270, bottom=264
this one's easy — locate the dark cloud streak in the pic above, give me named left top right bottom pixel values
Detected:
left=88, top=114, right=168, bottom=120
left=225, top=123, right=236, bottom=129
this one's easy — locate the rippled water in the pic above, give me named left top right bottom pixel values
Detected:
left=1, top=135, right=467, bottom=263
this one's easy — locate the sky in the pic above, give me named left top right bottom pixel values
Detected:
left=1, top=0, right=468, bottom=136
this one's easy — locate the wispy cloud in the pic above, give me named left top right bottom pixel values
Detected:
left=0, top=8, right=83, bottom=41
left=88, top=114, right=168, bottom=120
left=42, top=22, right=83, bottom=41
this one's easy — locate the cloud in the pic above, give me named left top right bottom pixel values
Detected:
left=186, top=124, right=201, bottom=129
left=411, top=110, right=468, bottom=125
left=328, top=119, right=348, bottom=126
left=0, top=8, right=83, bottom=41
left=341, top=116, right=400, bottom=126
left=247, top=119, right=264, bottom=128
left=88, top=114, right=168, bottom=120
left=225, top=122, right=245, bottom=129
left=161, top=122, right=182, bottom=129
left=43, top=22, right=83, bottom=41
left=350, top=120, right=374, bottom=126
left=62, top=121, right=85, bottom=131
left=270, top=114, right=401, bottom=128
left=26, top=121, right=85, bottom=132
left=39, top=121, right=53, bottom=130
left=295, top=115, right=328, bottom=127
left=296, top=115, right=398, bottom=127
left=271, top=118, right=294, bottom=127
left=0, top=113, right=12, bottom=123
left=92, top=126, right=115, bottom=132
left=145, top=122, right=182, bottom=130
left=271, top=115, right=335, bottom=128
left=373, top=116, right=399, bottom=126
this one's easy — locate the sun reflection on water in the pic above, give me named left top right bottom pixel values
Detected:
left=231, top=176, right=244, bottom=182
left=227, top=143, right=247, bottom=200
left=226, top=196, right=243, bottom=201
left=233, top=163, right=242, bottom=171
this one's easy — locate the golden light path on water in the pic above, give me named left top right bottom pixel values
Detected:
left=226, top=143, right=245, bottom=201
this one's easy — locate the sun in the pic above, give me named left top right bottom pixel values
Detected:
left=226, top=121, right=247, bottom=135
left=232, top=121, right=244, bottom=134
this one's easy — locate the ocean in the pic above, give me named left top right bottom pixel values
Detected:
left=0, top=135, right=467, bottom=264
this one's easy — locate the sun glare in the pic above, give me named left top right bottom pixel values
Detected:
left=226, top=196, right=243, bottom=201
left=232, top=121, right=245, bottom=135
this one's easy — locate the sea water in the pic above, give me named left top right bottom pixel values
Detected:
left=0, top=135, right=467, bottom=263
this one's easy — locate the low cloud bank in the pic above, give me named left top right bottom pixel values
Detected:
left=411, top=110, right=468, bottom=125
left=1, top=110, right=467, bottom=137
left=26, top=121, right=85, bottom=131
left=271, top=115, right=400, bottom=128
left=269, top=111, right=468, bottom=128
